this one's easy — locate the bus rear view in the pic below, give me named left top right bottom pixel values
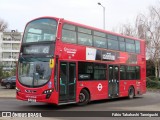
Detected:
left=16, top=17, right=59, bottom=104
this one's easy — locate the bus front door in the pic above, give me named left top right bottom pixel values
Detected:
left=59, top=62, right=76, bottom=103
left=108, top=65, right=119, bottom=98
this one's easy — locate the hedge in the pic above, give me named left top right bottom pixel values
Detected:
left=146, top=77, right=160, bottom=89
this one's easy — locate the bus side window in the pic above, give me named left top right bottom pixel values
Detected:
left=135, top=66, right=140, bottom=79
left=108, top=39, right=119, bottom=50
left=94, top=63, right=107, bottom=80
left=62, top=29, right=76, bottom=44
left=135, top=41, right=140, bottom=53
left=78, top=33, right=92, bottom=46
left=126, top=43, right=135, bottom=53
left=120, top=42, right=126, bottom=51
left=93, top=36, right=107, bottom=49
left=120, top=65, right=126, bottom=80
left=126, top=66, right=136, bottom=80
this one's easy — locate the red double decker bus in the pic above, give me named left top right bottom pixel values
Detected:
left=16, top=16, right=146, bottom=105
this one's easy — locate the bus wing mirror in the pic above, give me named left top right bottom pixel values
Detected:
left=49, top=59, right=54, bottom=69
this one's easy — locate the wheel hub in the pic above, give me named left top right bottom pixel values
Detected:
left=79, top=93, right=85, bottom=102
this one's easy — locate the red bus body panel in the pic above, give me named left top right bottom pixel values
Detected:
left=16, top=16, right=146, bottom=105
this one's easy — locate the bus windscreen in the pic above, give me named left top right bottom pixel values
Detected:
left=18, top=57, right=52, bottom=87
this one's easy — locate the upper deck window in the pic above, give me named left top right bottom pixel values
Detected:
left=119, top=37, right=125, bottom=42
left=108, top=39, right=119, bottom=50
left=78, top=27, right=91, bottom=34
left=126, top=39, right=134, bottom=44
left=62, top=24, right=76, bottom=44
left=126, top=43, right=135, bottom=53
left=107, top=34, right=118, bottom=40
left=93, top=36, right=107, bottom=48
left=94, top=31, right=106, bottom=37
left=126, top=39, right=136, bottom=53
left=63, top=24, right=76, bottom=31
left=61, top=23, right=141, bottom=54
left=135, top=41, right=140, bottom=53
left=78, top=33, right=92, bottom=46
left=62, top=30, right=76, bottom=43
left=23, top=18, right=57, bottom=43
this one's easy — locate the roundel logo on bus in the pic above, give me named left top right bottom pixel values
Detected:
left=97, top=83, right=103, bottom=91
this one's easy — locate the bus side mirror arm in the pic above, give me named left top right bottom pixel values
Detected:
left=56, top=37, right=60, bottom=41
left=56, top=55, right=59, bottom=59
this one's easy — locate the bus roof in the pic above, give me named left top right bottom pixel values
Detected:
left=27, top=16, right=145, bottom=42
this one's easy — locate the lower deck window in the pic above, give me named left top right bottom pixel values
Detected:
left=120, top=65, right=140, bottom=80
left=78, top=62, right=107, bottom=80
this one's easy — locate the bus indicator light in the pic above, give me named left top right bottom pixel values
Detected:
left=49, top=59, right=54, bottom=68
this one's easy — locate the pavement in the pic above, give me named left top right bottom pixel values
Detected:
left=0, top=86, right=16, bottom=98
left=147, top=88, right=160, bottom=93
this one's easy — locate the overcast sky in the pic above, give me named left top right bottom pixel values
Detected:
left=0, top=0, right=159, bottom=32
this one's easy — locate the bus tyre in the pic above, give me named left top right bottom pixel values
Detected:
left=78, top=89, right=90, bottom=106
left=128, top=86, right=135, bottom=99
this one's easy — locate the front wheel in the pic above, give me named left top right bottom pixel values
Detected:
left=77, top=89, right=90, bottom=106
left=128, top=86, right=135, bottom=99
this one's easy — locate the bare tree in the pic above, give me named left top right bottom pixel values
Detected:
left=118, top=5, right=160, bottom=78
left=0, top=18, right=8, bottom=32
left=119, top=23, right=136, bottom=37
left=138, top=6, right=160, bottom=78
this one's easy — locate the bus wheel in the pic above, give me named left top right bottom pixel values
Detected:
left=78, top=89, right=90, bottom=106
left=128, top=86, right=135, bottom=99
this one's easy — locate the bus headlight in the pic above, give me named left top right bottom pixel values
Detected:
left=43, top=89, right=54, bottom=94
left=16, top=87, right=21, bottom=92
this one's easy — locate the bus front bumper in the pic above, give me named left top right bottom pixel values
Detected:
left=16, top=91, right=54, bottom=103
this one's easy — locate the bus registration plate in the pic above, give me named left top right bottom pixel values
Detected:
left=28, top=98, right=36, bottom=102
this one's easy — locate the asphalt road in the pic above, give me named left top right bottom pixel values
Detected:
left=0, top=86, right=160, bottom=120
left=0, top=92, right=160, bottom=111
